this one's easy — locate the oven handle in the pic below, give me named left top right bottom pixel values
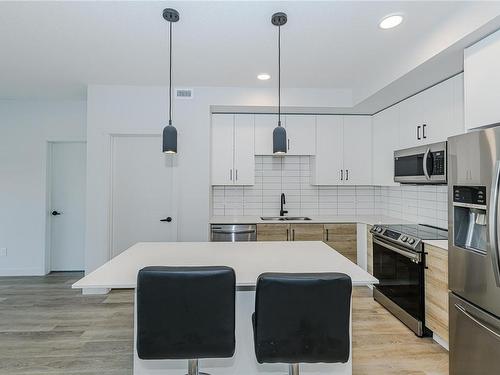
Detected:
left=373, top=238, right=421, bottom=262
left=423, top=147, right=431, bottom=180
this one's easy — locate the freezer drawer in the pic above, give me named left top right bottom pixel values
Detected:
left=449, top=292, right=500, bottom=375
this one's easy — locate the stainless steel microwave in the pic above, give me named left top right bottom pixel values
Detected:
left=394, top=141, right=447, bottom=184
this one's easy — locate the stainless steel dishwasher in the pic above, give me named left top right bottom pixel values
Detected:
left=211, top=224, right=257, bottom=242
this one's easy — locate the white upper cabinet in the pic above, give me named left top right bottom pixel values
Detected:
left=465, top=30, right=500, bottom=130
left=398, top=74, right=465, bottom=149
left=254, top=114, right=276, bottom=155
left=211, top=114, right=254, bottom=186
left=343, top=116, right=372, bottom=185
left=233, top=114, right=255, bottom=185
left=254, top=114, right=316, bottom=155
left=372, top=106, right=399, bottom=186
left=311, top=115, right=343, bottom=185
left=311, top=115, right=372, bottom=185
left=284, top=115, right=316, bottom=155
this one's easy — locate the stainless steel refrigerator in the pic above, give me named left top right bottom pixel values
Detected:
left=448, top=128, right=500, bottom=374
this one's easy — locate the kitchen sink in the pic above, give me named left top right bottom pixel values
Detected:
left=260, top=216, right=312, bottom=221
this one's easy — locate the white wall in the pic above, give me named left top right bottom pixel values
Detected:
left=85, top=85, right=351, bottom=273
left=0, top=100, right=86, bottom=276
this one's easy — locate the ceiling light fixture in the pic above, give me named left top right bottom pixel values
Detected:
left=272, top=12, right=287, bottom=155
left=162, top=8, right=179, bottom=154
left=257, top=73, right=271, bottom=80
left=379, top=14, right=403, bottom=29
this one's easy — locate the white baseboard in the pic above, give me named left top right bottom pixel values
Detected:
left=0, top=268, right=46, bottom=276
left=433, top=333, right=449, bottom=351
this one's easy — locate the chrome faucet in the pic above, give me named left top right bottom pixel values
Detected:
left=280, top=193, right=288, bottom=217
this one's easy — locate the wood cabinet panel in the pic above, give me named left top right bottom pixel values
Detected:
left=367, top=225, right=373, bottom=275
left=425, top=244, right=449, bottom=343
left=290, top=224, right=324, bottom=241
left=256, top=224, right=289, bottom=241
left=324, top=224, right=357, bottom=264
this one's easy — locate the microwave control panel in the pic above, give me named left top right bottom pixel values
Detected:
left=453, top=186, right=486, bottom=206
left=431, top=151, right=446, bottom=175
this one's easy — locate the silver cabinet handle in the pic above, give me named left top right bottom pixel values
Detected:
left=292, top=229, right=295, bottom=241
left=288, top=139, right=290, bottom=150
left=489, top=160, right=500, bottom=286
left=286, top=228, right=289, bottom=241
left=235, top=169, right=238, bottom=181
left=341, top=170, right=343, bottom=181
left=422, top=124, right=427, bottom=139
left=417, top=125, right=421, bottom=140
left=230, top=169, right=233, bottom=181
left=455, top=304, right=500, bottom=339
left=326, top=228, right=329, bottom=242
left=346, top=169, right=349, bottom=181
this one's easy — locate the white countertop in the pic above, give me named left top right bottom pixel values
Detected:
left=423, top=239, right=449, bottom=250
left=73, top=241, right=378, bottom=290
left=210, top=215, right=414, bottom=226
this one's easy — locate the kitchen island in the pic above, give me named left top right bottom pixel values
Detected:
left=73, top=241, right=378, bottom=375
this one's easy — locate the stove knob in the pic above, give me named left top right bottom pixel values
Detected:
left=377, top=227, right=383, bottom=233
left=401, top=236, right=408, bottom=242
left=408, top=238, right=416, bottom=245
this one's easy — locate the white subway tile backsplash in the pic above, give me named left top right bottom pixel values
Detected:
left=212, top=155, right=448, bottom=227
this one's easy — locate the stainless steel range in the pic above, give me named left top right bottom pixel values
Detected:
left=370, top=224, right=448, bottom=336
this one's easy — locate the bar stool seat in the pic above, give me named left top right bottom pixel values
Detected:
left=137, top=266, right=236, bottom=375
left=252, top=272, right=352, bottom=374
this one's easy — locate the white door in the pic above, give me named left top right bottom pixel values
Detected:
left=254, top=114, right=276, bottom=155
left=285, top=115, right=316, bottom=155
left=343, top=116, right=372, bottom=185
left=111, top=135, right=177, bottom=258
left=311, top=115, right=343, bottom=185
left=50, top=142, right=86, bottom=271
left=372, top=106, right=399, bottom=186
left=233, top=114, right=255, bottom=185
left=211, top=114, right=235, bottom=185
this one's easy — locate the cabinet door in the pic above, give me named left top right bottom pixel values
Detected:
left=257, top=224, right=289, bottom=241
left=311, top=115, right=343, bottom=185
left=254, top=114, right=277, bottom=155
left=233, top=114, right=255, bottom=185
left=324, top=224, right=357, bottom=264
left=290, top=224, right=324, bottom=241
left=372, top=106, right=399, bottom=186
left=285, top=115, right=316, bottom=155
left=425, top=244, right=449, bottom=343
left=211, top=114, right=234, bottom=185
left=343, top=116, right=372, bottom=185
left=398, top=94, right=423, bottom=149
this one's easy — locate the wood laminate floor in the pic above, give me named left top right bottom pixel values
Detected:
left=0, top=272, right=448, bottom=375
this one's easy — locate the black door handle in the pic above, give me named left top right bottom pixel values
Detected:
left=160, top=217, right=172, bottom=222
left=51, top=211, right=62, bottom=216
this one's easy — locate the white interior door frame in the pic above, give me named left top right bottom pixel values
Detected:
left=45, top=140, right=87, bottom=273
left=107, top=132, right=179, bottom=261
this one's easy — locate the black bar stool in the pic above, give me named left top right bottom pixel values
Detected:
left=252, top=272, right=352, bottom=375
left=137, top=266, right=236, bottom=375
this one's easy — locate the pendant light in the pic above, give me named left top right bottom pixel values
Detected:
left=162, top=8, right=179, bottom=154
left=272, top=12, right=287, bottom=155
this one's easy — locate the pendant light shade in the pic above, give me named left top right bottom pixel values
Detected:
left=162, top=8, right=179, bottom=154
left=272, top=12, right=287, bottom=155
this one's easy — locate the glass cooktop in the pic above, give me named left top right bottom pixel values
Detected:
left=381, top=224, right=448, bottom=241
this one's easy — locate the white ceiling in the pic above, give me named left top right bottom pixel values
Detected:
left=1, top=1, right=500, bottom=108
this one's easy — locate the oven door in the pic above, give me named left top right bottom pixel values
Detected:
left=373, top=237, right=424, bottom=323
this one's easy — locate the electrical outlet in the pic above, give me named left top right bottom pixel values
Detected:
left=0, top=248, right=6, bottom=257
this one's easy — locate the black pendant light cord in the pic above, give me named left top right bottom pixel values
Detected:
left=169, top=21, right=173, bottom=126
left=278, top=25, right=281, bottom=126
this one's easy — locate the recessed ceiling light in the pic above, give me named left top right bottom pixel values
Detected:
left=379, top=14, right=403, bottom=29
left=257, top=73, right=271, bottom=80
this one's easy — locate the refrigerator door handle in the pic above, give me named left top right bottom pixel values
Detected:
left=489, top=160, right=500, bottom=286
left=423, top=147, right=431, bottom=180
left=454, top=303, right=500, bottom=340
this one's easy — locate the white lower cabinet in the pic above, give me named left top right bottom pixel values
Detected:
left=211, top=114, right=254, bottom=186
left=311, top=115, right=372, bottom=185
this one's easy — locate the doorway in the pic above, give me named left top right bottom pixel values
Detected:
left=48, top=141, right=86, bottom=271
left=110, top=135, right=177, bottom=258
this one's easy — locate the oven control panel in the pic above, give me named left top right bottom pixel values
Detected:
left=370, top=226, right=420, bottom=250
